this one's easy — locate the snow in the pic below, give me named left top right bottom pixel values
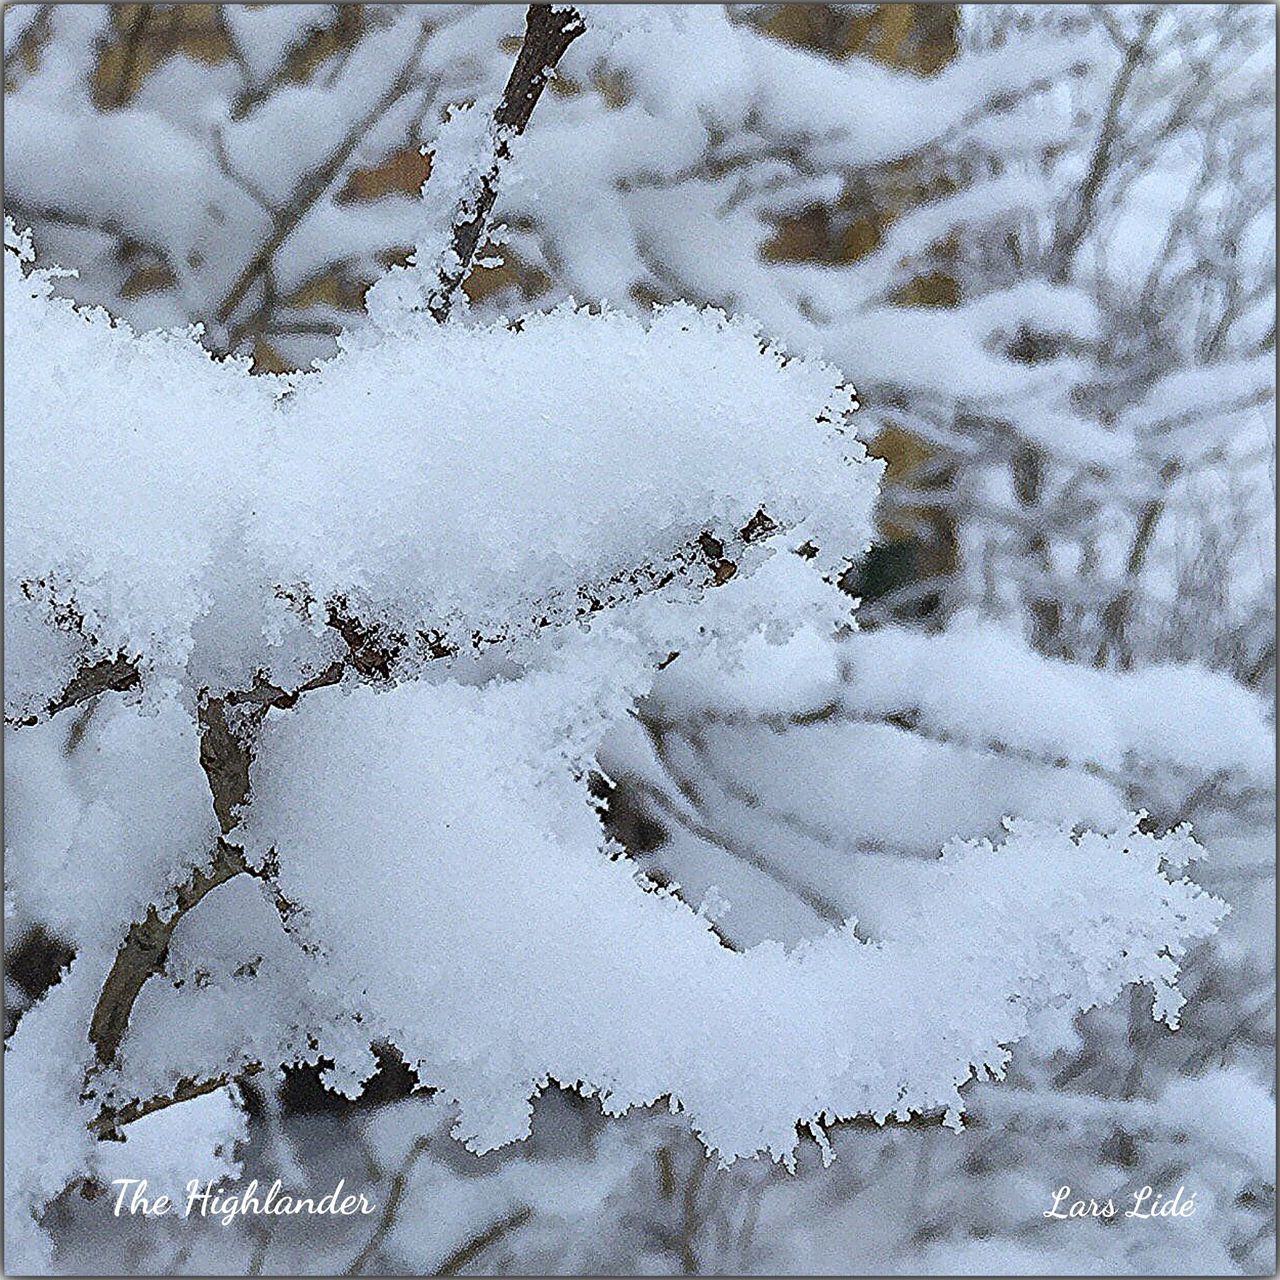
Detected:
left=3, top=102, right=272, bottom=314
left=2, top=4, right=1273, bottom=1271
left=3, top=222, right=272, bottom=719
left=239, top=668, right=1226, bottom=1164
left=2, top=215, right=1249, bottom=1185
left=1160, top=1067, right=1276, bottom=1179
left=5, top=223, right=876, bottom=713
left=3, top=691, right=218, bottom=953
left=263, top=302, right=870, bottom=664
left=836, top=617, right=1276, bottom=784
left=93, top=1084, right=249, bottom=1206
left=220, top=5, right=337, bottom=86
left=3, top=4, right=43, bottom=56
left=4, top=959, right=103, bottom=1272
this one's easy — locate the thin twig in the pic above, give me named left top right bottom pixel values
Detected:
left=1049, top=9, right=1158, bottom=283
left=89, top=1064, right=263, bottom=1140
left=345, top=1135, right=432, bottom=1275
left=436, top=1205, right=534, bottom=1275
left=426, top=4, right=584, bottom=321
left=1093, top=456, right=1181, bottom=669
left=215, top=18, right=436, bottom=345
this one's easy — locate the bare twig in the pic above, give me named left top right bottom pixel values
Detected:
left=49, top=654, right=140, bottom=715
left=436, top=1205, right=534, bottom=1275
left=638, top=720, right=847, bottom=927
left=345, top=1136, right=432, bottom=1275
left=215, top=18, right=436, bottom=346
left=680, top=1154, right=707, bottom=1274
left=89, top=1064, right=264, bottom=1140
left=1093, top=456, right=1181, bottom=669
left=1011, top=442, right=1064, bottom=655
left=426, top=4, right=585, bottom=321
left=1048, top=9, right=1158, bottom=283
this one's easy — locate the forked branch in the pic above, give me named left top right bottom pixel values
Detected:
left=86, top=839, right=279, bottom=1068
left=81, top=4, right=587, bottom=1140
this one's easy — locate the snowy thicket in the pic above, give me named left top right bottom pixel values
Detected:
left=3, top=201, right=1233, bottom=1266
left=5, top=216, right=872, bottom=714
left=4, top=4, right=1275, bottom=1276
left=6, top=4, right=1273, bottom=666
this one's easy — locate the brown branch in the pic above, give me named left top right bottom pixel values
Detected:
left=82, top=615, right=397, bottom=1115
left=87, top=839, right=265, bottom=1066
left=426, top=4, right=584, bottom=321
left=1011, top=442, right=1064, bottom=657
left=214, top=18, right=435, bottom=344
left=198, top=696, right=262, bottom=835
left=85, top=676, right=314, bottom=1080
left=89, top=1063, right=263, bottom=1140
left=6, top=653, right=140, bottom=728
left=84, top=608, right=403, bottom=1085
left=7, top=581, right=142, bottom=728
